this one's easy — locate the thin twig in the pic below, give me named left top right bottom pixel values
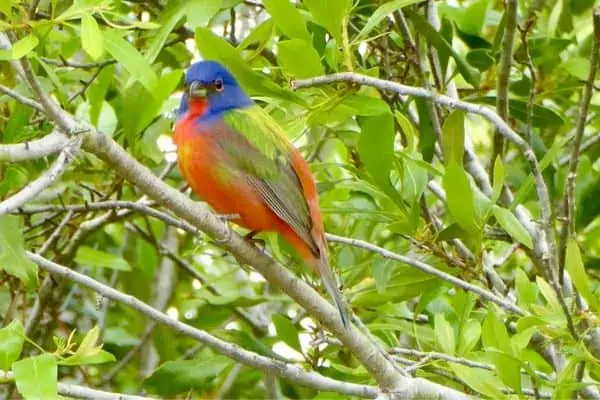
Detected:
left=326, top=234, right=525, bottom=315
left=0, top=137, right=82, bottom=216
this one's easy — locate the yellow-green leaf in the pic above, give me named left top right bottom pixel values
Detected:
left=492, top=206, right=533, bottom=249
left=13, top=354, right=58, bottom=400
left=491, top=156, right=504, bottom=204
left=566, top=238, right=596, bottom=308
left=81, top=15, right=103, bottom=59
left=103, top=29, right=158, bottom=92
left=443, top=162, right=479, bottom=234
left=75, top=246, right=131, bottom=271
left=263, top=0, right=311, bottom=42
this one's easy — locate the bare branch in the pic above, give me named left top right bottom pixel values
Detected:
left=0, top=137, right=82, bottom=216
left=0, top=131, right=69, bottom=163
left=27, top=252, right=380, bottom=399
left=0, top=83, right=45, bottom=113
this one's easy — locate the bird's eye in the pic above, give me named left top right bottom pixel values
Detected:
left=214, top=78, right=224, bottom=92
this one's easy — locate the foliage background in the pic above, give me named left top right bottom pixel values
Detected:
left=1, top=0, right=600, bottom=398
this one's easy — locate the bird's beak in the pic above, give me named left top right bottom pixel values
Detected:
left=188, top=81, right=208, bottom=98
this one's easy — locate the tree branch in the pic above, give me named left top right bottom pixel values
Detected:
left=326, top=233, right=524, bottom=315
left=0, top=137, right=82, bottom=216
left=0, top=131, right=69, bottom=163
left=27, top=252, right=379, bottom=399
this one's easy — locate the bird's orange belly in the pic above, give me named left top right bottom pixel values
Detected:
left=176, top=139, right=283, bottom=234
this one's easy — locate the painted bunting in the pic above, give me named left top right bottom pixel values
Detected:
left=173, top=61, right=349, bottom=327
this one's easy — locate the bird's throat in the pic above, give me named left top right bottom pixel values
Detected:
left=187, top=98, right=209, bottom=117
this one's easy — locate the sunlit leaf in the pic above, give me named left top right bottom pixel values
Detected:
left=13, top=354, right=58, bottom=400
left=434, top=313, right=456, bottom=355
left=491, top=206, right=533, bottom=249
left=75, top=246, right=131, bottom=271
left=443, top=162, right=479, bottom=234
left=566, top=238, right=596, bottom=308
left=263, top=0, right=311, bottom=42
left=103, top=28, right=158, bottom=92
left=355, top=0, right=422, bottom=40
left=277, top=39, right=324, bottom=78
left=0, top=320, right=24, bottom=370
left=304, top=0, right=351, bottom=43
left=81, top=15, right=103, bottom=59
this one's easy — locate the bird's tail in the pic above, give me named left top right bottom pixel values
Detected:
left=315, top=256, right=350, bottom=328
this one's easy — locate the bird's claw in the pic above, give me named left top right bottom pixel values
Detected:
left=244, top=231, right=266, bottom=251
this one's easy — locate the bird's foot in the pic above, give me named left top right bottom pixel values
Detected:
left=244, top=231, right=266, bottom=251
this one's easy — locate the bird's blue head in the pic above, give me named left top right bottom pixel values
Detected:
left=177, top=61, right=254, bottom=122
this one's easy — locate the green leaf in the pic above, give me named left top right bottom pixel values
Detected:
left=185, top=0, right=222, bottom=30
left=566, top=238, right=596, bottom=308
left=442, top=110, right=464, bottom=165
left=357, top=112, right=401, bottom=203
left=103, top=28, right=158, bottom=92
left=13, top=354, right=58, bottom=400
left=563, top=57, right=590, bottom=80
left=491, top=206, right=533, bottom=249
left=473, top=97, right=564, bottom=128
left=491, top=156, right=504, bottom=204
left=59, top=326, right=115, bottom=366
left=74, top=246, right=131, bottom=271
left=144, top=356, right=231, bottom=396
left=406, top=10, right=480, bottom=87
left=341, top=95, right=390, bottom=116
left=488, top=350, right=522, bottom=393
left=0, top=320, right=24, bottom=370
left=536, top=277, right=561, bottom=313
left=457, top=318, right=481, bottom=356
left=263, top=0, right=311, bottom=42
left=277, top=39, right=324, bottom=78
left=0, top=35, right=39, bottom=60
left=443, top=162, right=479, bottom=234
left=81, top=15, right=103, bottom=59
left=449, top=364, right=507, bottom=399
left=434, top=313, right=456, bottom=355
left=355, top=0, right=422, bottom=40
left=481, top=308, right=512, bottom=355
left=515, top=269, right=538, bottom=310
left=415, top=98, right=436, bottom=162
left=195, top=27, right=302, bottom=105
left=372, top=258, right=393, bottom=292
left=304, top=0, right=351, bottom=43
left=439, top=0, right=489, bottom=36
left=272, top=314, right=302, bottom=352
left=466, top=48, right=494, bottom=71
left=145, top=2, right=187, bottom=63
left=0, top=215, right=38, bottom=288
left=401, top=153, right=428, bottom=204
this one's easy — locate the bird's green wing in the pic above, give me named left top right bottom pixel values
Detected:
left=217, top=106, right=318, bottom=254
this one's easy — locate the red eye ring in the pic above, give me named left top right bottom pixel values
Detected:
left=215, top=78, right=224, bottom=92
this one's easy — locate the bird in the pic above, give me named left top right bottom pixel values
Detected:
left=172, top=61, right=349, bottom=327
